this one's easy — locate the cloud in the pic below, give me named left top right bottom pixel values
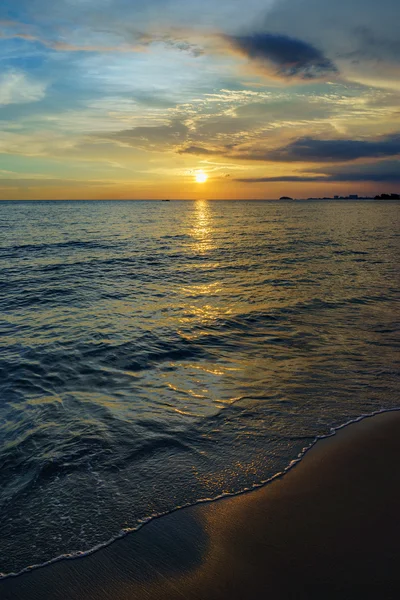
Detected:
left=177, top=129, right=400, bottom=165
left=235, top=97, right=333, bottom=121
left=224, top=32, right=338, bottom=80
left=0, top=17, right=205, bottom=56
left=193, top=114, right=257, bottom=138
left=236, top=175, right=326, bottom=182
left=134, top=32, right=204, bottom=57
left=0, top=71, right=47, bottom=106
left=0, top=177, right=111, bottom=187
left=178, top=145, right=216, bottom=155
left=236, top=160, right=400, bottom=183
left=345, top=26, right=400, bottom=63
left=105, top=120, right=188, bottom=150
left=42, top=35, right=204, bottom=56
left=324, top=160, right=400, bottom=182
left=260, top=0, right=400, bottom=89
left=264, top=134, right=400, bottom=163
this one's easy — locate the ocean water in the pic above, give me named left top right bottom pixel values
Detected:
left=0, top=199, right=399, bottom=576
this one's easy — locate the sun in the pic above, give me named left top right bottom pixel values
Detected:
left=195, top=170, right=208, bottom=184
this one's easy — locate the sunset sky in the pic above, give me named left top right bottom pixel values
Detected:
left=1, top=0, right=400, bottom=199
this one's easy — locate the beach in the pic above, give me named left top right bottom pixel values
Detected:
left=2, top=0, right=400, bottom=591
left=2, top=410, right=400, bottom=600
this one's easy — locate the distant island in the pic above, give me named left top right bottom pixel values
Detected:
left=304, top=193, right=400, bottom=200
left=374, top=193, right=400, bottom=200
left=277, top=192, right=400, bottom=201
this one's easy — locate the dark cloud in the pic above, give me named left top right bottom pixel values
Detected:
left=235, top=175, right=326, bottom=183
left=325, top=160, right=400, bottom=182
left=176, top=133, right=400, bottom=167
left=236, top=160, right=400, bottom=183
left=264, top=135, right=400, bottom=163
left=225, top=32, right=338, bottom=80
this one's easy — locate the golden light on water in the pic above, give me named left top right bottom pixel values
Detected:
left=195, top=170, right=208, bottom=184
left=192, top=199, right=213, bottom=254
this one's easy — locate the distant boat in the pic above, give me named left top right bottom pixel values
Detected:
left=162, top=199, right=171, bottom=202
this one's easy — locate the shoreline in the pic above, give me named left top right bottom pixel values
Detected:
left=2, top=409, right=400, bottom=599
left=2, top=408, right=399, bottom=582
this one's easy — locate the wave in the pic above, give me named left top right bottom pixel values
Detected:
left=1, top=407, right=399, bottom=581
left=0, top=240, right=119, bottom=256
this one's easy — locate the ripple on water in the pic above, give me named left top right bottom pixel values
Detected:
left=0, top=199, right=399, bottom=574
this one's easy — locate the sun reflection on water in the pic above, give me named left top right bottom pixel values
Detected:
left=192, top=199, right=213, bottom=255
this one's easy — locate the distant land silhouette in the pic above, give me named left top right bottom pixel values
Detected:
left=374, top=193, right=400, bottom=199
left=303, top=193, right=400, bottom=200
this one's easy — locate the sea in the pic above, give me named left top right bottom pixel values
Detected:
left=0, top=199, right=399, bottom=576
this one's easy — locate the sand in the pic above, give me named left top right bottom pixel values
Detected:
left=2, top=410, right=400, bottom=599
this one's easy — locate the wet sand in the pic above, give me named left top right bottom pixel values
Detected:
left=2, top=410, right=400, bottom=600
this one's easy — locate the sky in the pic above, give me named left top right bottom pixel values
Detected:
left=1, top=0, right=400, bottom=199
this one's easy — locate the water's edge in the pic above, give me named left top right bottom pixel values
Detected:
left=2, top=406, right=399, bottom=581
